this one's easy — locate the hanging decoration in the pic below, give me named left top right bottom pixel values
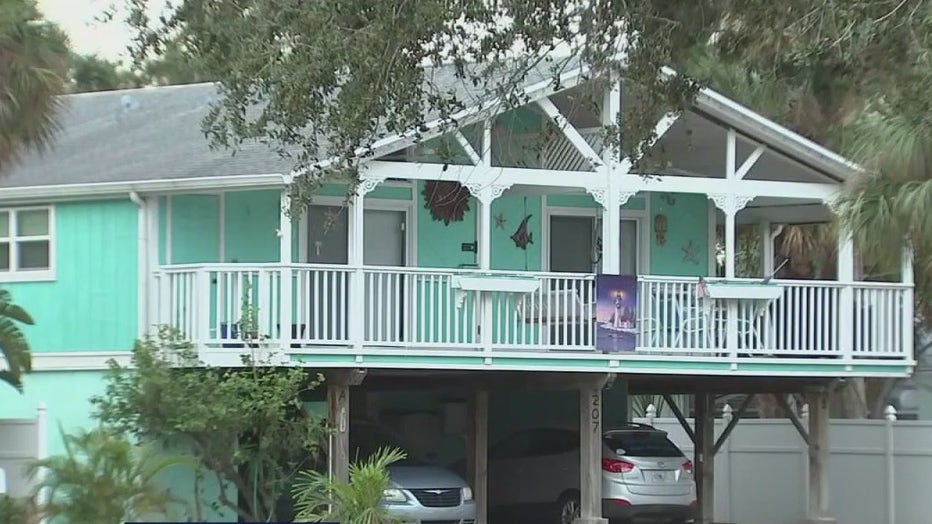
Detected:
left=682, top=240, right=700, bottom=265
left=653, top=213, right=668, bottom=246
left=511, top=214, right=534, bottom=249
left=661, top=193, right=677, bottom=206
left=494, top=212, right=508, bottom=229
left=422, top=180, right=471, bottom=225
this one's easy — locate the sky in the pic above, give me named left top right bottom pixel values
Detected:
left=37, top=0, right=136, bottom=62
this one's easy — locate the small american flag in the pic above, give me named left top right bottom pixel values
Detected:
left=697, top=276, right=709, bottom=298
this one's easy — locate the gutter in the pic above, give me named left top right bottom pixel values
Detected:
left=130, top=191, right=148, bottom=335
left=0, top=173, right=289, bottom=203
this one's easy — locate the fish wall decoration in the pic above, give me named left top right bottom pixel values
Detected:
left=511, top=214, right=533, bottom=249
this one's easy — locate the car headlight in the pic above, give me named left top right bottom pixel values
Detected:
left=462, top=486, right=474, bottom=501
left=382, top=488, right=407, bottom=504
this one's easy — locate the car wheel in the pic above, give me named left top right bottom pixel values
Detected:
left=558, top=493, right=581, bottom=524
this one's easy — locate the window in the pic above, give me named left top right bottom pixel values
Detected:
left=0, top=207, right=54, bottom=281
left=603, top=430, right=684, bottom=458
left=619, top=218, right=640, bottom=275
left=548, top=214, right=643, bottom=274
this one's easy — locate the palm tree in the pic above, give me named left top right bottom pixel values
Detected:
left=0, top=0, right=70, bottom=170
left=28, top=427, right=191, bottom=523
left=0, top=288, right=34, bottom=392
left=291, top=446, right=406, bottom=524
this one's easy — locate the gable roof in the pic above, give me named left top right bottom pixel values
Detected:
left=0, top=57, right=858, bottom=196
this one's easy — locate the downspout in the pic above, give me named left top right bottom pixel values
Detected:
left=130, top=191, right=148, bottom=336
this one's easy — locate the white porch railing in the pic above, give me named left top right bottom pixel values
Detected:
left=637, top=276, right=913, bottom=358
left=153, top=265, right=912, bottom=360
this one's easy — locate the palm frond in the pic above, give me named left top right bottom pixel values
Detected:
left=0, top=288, right=33, bottom=391
left=292, top=446, right=405, bottom=524
left=0, top=0, right=70, bottom=170
left=27, top=425, right=189, bottom=524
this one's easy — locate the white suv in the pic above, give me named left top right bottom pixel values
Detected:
left=483, top=423, right=695, bottom=524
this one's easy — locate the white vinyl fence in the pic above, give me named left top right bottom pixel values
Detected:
left=634, top=407, right=929, bottom=524
left=0, top=403, right=47, bottom=498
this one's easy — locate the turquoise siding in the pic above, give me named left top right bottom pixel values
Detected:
left=170, top=194, right=220, bottom=264
left=224, top=190, right=280, bottom=263
left=649, top=193, right=709, bottom=276
left=4, top=200, right=138, bottom=352
left=0, top=370, right=233, bottom=521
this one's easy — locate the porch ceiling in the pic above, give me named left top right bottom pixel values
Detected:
left=649, top=111, right=840, bottom=185
left=553, top=84, right=843, bottom=187
left=731, top=197, right=833, bottom=225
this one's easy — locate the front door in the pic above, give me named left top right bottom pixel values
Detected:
left=361, top=209, right=406, bottom=343
left=548, top=215, right=641, bottom=274
left=303, top=205, right=407, bottom=343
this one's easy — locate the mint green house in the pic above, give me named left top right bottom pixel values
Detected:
left=0, top=60, right=915, bottom=523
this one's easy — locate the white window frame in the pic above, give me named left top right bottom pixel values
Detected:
left=0, top=205, right=56, bottom=282
left=541, top=201, right=650, bottom=275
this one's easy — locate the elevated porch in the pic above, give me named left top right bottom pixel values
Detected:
left=154, top=262, right=913, bottom=376
left=139, top=77, right=916, bottom=377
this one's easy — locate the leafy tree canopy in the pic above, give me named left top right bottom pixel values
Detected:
left=112, top=1, right=927, bottom=201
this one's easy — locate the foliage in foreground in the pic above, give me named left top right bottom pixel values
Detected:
left=0, top=0, right=71, bottom=170
left=0, top=288, right=36, bottom=393
left=109, top=0, right=927, bottom=210
left=0, top=494, right=40, bottom=524
left=292, top=446, right=406, bottom=524
left=91, top=327, right=327, bottom=521
left=27, top=427, right=187, bottom=524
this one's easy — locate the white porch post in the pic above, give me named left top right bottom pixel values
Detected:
left=466, top=180, right=511, bottom=353
left=349, top=182, right=368, bottom=350
left=836, top=228, right=855, bottom=360
left=280, top=188, right=294, bottom=349
left=710, top=195, right=754, bottom=360
left=902, top=246, right=915, bottom=357
left=600, top=81, right=622, bottom=275
left=463, top=120, right=509, bottom=353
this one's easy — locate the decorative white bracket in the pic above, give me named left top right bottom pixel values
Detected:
left=585, top=187, right=638, bottom=209
left=465, top=181, right=513, bottom=204
left=708, top=194, right=755, bottom=216
left=357, top=174, right=388, bottom=196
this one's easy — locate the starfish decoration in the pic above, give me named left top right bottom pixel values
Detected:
left=494, top=212, right=508, bottom=229
left=682, top=240, right=700, bottom=265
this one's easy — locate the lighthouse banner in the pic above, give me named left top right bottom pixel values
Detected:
left=595, top=274, right=639, bottom=353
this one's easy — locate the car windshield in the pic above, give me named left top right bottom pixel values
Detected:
left=603, top=430, right=683, bottom=458
left=351, top=425, right=425, bottom=466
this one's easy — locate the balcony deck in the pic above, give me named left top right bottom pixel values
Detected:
left=154, top=264, right=915, bottom=377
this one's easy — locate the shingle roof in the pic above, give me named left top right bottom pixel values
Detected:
left=0, top=58, right=577, bottom=189
left=0, top=82, right=296, bottom=188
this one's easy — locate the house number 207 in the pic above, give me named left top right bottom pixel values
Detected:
left=590, top=392, right=601, bottom=434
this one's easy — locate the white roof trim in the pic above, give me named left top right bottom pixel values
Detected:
left=660, top=66, right=861, bottom=182
left=0, top=174, right=289, bottom=202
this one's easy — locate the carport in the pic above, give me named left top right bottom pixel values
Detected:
left=325, top=370, right=836, bottom=524
left=626, top=375, right=838, bottom=524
